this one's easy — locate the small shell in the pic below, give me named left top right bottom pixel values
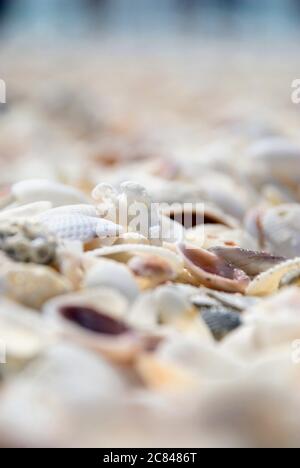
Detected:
left=186, top=225, right=257, bottom=251
left=246, top=258, right=300, bottom=296
left=87, top=244, right=184, bottom=275
left=39, top=213, right=123, bottom=242
left=83, top=258, right=140, bottom=302
left=0, top=262, right=72, bottom=309
left=209, top=247, right=286, bottom=278
left=128, top=254, right=178, bottom=287
left=43, top=288, right=141, bottom=364
left=177, top=243, right=250, bottom=293
left=201, top=306, right=242, bottom=341
left=0, top=179, right=89, bottom=209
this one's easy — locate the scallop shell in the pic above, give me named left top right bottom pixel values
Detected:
left=43, top=288, right=141, bottom=364
left=177, top=243, right=250, bottom=293
left=246, top=258, right=300, bottom=296
left=83, top=258, right=140, bottom=302
left=0, top=179, right=90, bottom=209
left=0, top=262, right=72, bottom=309
left=39, top=213, right=123, bottom=242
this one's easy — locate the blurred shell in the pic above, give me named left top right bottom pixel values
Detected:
left=0, top=343, right=128, bottom=447
left=83, top=258, right=140, bottom=302
left=0, top=179, right=89, bottom=209
left=0, top=298, right=54, bottom=377
left=177, top=243, right=250, bottom=293
left=186, top=225, right=257, bottom=251
left=260, top=204, right=300, bottom=258
left=280, top=269, right=300, bottom=288
left=246, top=258, right=300, bottom=297
left=128, top=254, right=177, bottom=288
left=43, top=288, right=141, bottom=364
left=0, top=202, right=52, bottom=221
left=0, top=262, right=72, bottom=309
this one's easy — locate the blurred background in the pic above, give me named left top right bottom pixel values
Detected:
left=0, top=0, right=300, bottom=40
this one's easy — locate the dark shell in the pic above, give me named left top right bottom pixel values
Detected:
left=200, top=306, right=242, bottom=341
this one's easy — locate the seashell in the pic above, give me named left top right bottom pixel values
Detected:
left=39, top=213, right=123, bottom=242
left=279, top=269, right=300, bottom=288
left=0, top=202, right=52, bottom=221
left=0, top=262, right=72, bottom=309
left=177, top=243, right=250, bottom=293
left=260, top=204, right=300, bottom=258
left=129, top=285, right=213, bottom=343
left=83, top=258, right=140, bottom=302
left=162, top=203, right=239, bottom=230
left=186, top=224, right=257, bottom=251
left=0, top=179, right=90, bottom=209
left=0, top=298, right=54, bottom=377
left=0, top=219, right=57, bottom=265
left=136, top=335, right=243, bottom=392
left=128, top=254, right=178, bottom=287
left=243, top=138, right=300, bottom=190
left=88, top=244, right=184, bottom=276
left=0, top=343, right=128, bottom=447
left=206, top=290, right=258, bottom=312
left=246, top=258, right=300, bottom=297
left=200, top=306, right=242, bottom=341
left=43, top=288, right=141, bottom=364
left=209, top=247, right=286, bottom=278
left=40, top=204, right=98, bottom=218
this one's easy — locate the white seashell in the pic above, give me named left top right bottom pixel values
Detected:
left=0, top=343, right=127, bottom=447
left=83, top=258, right=140, bottom=302
left=186, top=225, right=258, bottom=251
left=0, top=179, right=90, bottom=209
left=43, top=288, right=141, bottom=364
left=87, top=243, right=184, bottom=275
left=39, top=213, right=123, bottom=242
left=40, top=204, right=98, bottom=218
left=0, top=262, right=72, bottom=309
left=246, top=258, right=300, bottom=296
left=0, top=202, right=52, bottom=221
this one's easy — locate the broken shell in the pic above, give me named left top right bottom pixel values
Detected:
left=260, top=204, right=300, bottom=258
left=0, top=219, right=57, bottom=265
left=83, top=258, right=140, bottom=302
left=246, top=258, right=300, bottom=296
left=39, top=213, right=123, bottom=242
left=0, top=262, right=72, bottom=309
left=43, top=289, right=140, bottom=364
left=209, top=247, right=286, bottom=278
left=0, top=179, right=89, bottom=209
left=201, top=306, right=242, bottom=341
left=177, top=243, right=250, bottom=293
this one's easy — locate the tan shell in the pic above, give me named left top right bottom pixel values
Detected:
left=246, top=258, right=300, bottom=296
left=0, top=262, right=72, bottom=309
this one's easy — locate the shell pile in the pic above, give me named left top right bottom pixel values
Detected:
left=1, top=40, right=300, bottom=448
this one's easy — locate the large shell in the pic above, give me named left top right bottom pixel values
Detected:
left=177, top=243, right=250, bottom=293
left=43, top=288, right=142, bottom=364
left=83, top=258, right=140, bottom=302
left=0, top=261, right=72, bottom=309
